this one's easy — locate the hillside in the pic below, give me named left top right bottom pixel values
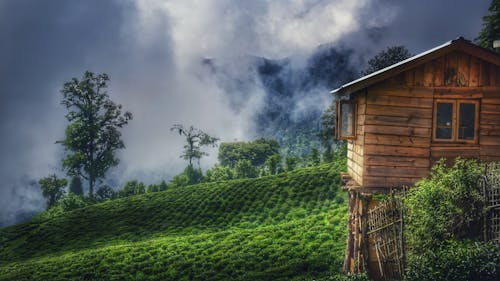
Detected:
left=0, top=163, right=348, bottom=281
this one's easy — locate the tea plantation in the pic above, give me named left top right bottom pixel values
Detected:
left=0, top=163, right=347, bottom=280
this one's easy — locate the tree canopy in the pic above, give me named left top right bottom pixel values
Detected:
left=59, top=71, right=132, bottom=197
left=476, top=0, right=500, bottom=52
left=218, top=138, right=280, bottom=168
left=171, top=124, right=219, bottom=167
left=38, top=174, right=67, bottom=209
left=362, top=45, right=412, bottom=75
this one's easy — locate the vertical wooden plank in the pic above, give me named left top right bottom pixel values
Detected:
left=445, top=52, right=459, bottom=86
left=405, top=70, right=415, bottom=86
left=434, top=56, right=445, bottom=86
left=469, top=56, right=480, bottom=87
left=490, top=64, right=499, bottom=86
left=457, top=53, right=470, bottom=87
left=414, top=64, right=424, bottom=86
left=480, top=60, right=490, bottom=86
left=424, top=61, right=435, bottom=87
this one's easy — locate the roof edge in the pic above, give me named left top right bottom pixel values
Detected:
left=330, top=37, right=500, bottom=95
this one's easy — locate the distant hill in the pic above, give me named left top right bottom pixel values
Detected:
left=204, top=45, right=359, bottom=156
left=0, top=163, right=348, bottom=281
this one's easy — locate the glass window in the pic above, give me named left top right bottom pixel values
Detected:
left=433, top=99, right=478, bottom=143
left=436, top=103, right=453, bottom=139
left=337, top=101, right=356, bottom=139
left=458, top=103, right=476, bottom=140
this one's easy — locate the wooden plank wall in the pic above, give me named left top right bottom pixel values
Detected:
left=355, top=50, right=500, bottom=189
left=347, top=93, right=366, bottom=186
left=481, top=97, right=500, bottom=161
left=362, top=85, right=432, bottom=188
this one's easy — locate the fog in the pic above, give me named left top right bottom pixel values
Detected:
left=0, top=0, right=488, bottom=226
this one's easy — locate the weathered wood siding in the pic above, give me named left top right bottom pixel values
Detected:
left=362, top=85, right=432, bottom=188
left=347, top=92, right=366, bottom=186
left=345, top=50, right=500, bottom=189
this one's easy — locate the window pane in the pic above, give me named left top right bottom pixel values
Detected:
left=436, top=103, right=453, bottom=139
left=458, top=103, right=475, bottom=140
left=341, top=102, right=355, bottom=137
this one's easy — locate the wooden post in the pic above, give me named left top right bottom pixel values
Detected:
left=343, top=190, right=354, bottom=273
left=353, top=191, right=359, bottom=273
left=360, top=194, right=370, bottom=277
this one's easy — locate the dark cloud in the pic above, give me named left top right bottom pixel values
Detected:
left=0, top=0, right=490, bottom=226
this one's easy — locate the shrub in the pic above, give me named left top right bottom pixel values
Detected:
left=404, top=240, right=500, bottom=281
left=405, top=158, right=485, bottom=251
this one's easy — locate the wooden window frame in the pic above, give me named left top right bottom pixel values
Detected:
left=432, top=99, right=479, bottom=144
left=336, top=100, right=357, bottom=140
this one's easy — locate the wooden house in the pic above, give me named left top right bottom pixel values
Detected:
left=331, top=37, right=500, bottom=280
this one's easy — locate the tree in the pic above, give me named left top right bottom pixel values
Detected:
left=234, top=159, right=258, bottom=179
left=265, top=154, right=282, bottom=175
left=285, top=156, right=299, bottom=172
left=95, top=185, right=116, bottom=201
left=476, top=0, right=500, bottom=52
left=170, top=124, right=219, bottom=167
left=317, top=103, right=338, bottom=158
left=218, top=138, right=280, bottom=168
left=120, top=180, right=145, bottom=197
left=59, top=71, right=132, bottom=198
left=38, top=174, right=67, bottom=209
left=308, top=148, right=321, bottom=166
left=362, top=46, right=412, bottom=75
left=68, top=176, right=83, bottom=195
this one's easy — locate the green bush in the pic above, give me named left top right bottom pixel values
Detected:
left=405, top=240, right=500, bottom=281
left=405, top=158, right=485, bottom=251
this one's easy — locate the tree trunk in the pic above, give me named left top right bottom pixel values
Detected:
left=89, top=176, right=95, bottom=198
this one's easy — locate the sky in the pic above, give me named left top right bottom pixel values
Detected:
left=0, top=0, right=490, bottom=226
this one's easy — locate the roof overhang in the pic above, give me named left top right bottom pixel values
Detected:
left=330, top=37, right=500, bottom=96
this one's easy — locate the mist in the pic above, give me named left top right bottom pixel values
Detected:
left=0, top=0, right=488, bottom=226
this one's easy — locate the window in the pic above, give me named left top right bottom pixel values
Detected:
left=433, top=99, right=479, bottom=143
left=337, top=100, right=357, bottom=140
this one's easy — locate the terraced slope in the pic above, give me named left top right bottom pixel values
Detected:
left=0, top=163, right=347, bottom=281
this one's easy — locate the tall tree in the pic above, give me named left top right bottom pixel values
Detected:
left=59, top=71, right=132, bottom=197
left=68, top=176, right=83, bottom=195
left=362, top=45, right=412, bottom=75
left=39, top=174, right=67, bottom=209
left=476, top=0, right=500, bottom=52
left=170, top=124, right=219, bottom=166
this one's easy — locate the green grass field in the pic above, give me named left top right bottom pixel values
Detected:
left=0, top=163, right=348, bottom=281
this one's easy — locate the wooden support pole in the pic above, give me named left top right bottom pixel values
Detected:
left=360, top=194, right=371, bottom=277
left=343, top=190, right=354, bottom=273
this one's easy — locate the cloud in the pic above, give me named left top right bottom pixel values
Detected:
left=0, top=0, right=490, bottom=226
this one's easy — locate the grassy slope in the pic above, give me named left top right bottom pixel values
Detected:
left=0, top=163, right=347, bottom=281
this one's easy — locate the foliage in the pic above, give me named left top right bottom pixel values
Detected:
left=59, top=71, right=132, bottom=197
left=34, top=194, right=91, bottom=220
left=38, top=174, right=68, bottom=209
left=405, top=240, right=500, bottom=281
left=362, top=46, right=412, bottom=75
left=205, top=165, right=234, bottom=182
left=171, top=124, right=219, bottom=166
left=318, top=102, right=338, bottom=153
left=476, top=0, right=500, bottom=52
left=405, top=158, right=485, bottom=252
left=218, top=138, right=280, bottom=168
left=234, top=159, right=259, bottom=179
left=120, top=180, right=146, bottom=197
left=146, top=180, right=168, bottom=193
left=308, top=148, right=321, bottom=166
left=285, top=156, right=300, bottom=172
left=0, top=163, right=347, bottom=281
left=68, top=176, right=83, bottom=195
left=95, top=185, right=117, bottom=202
left=265, top=154, right=282, bottom=175
left=169, top=165, right=204, bottom=187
